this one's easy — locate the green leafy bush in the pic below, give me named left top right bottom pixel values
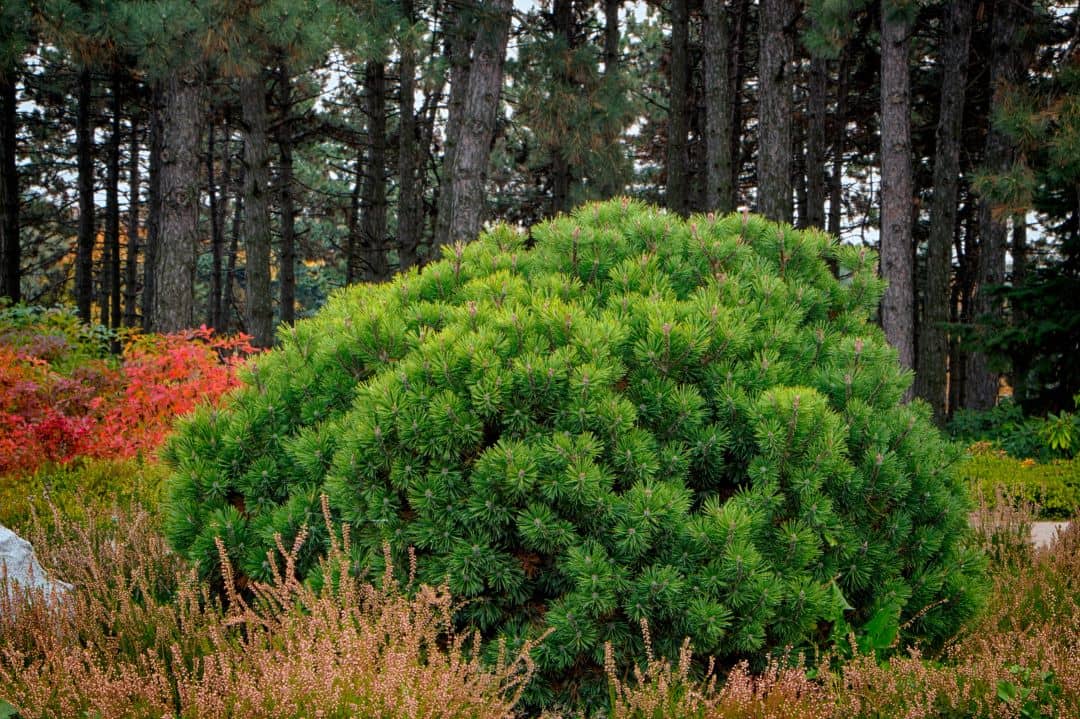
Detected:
left=0, top=304, right=116, bottom=372
left=163, top=200, right=984, bottom=707
left=959, top=444, right=1080, bottom=520
left=949, top=396, right=1080, bottom=462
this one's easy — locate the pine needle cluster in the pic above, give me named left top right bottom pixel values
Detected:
left=163, top=199, right=984, bottom=707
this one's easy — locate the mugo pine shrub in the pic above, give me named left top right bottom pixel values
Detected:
left=163, top=200, right=984, bottom=707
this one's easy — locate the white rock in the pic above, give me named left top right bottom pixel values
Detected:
left=0, top=523, right=71, bottom=608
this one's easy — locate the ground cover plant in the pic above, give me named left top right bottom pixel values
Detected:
left=0, top=494, right=1075, bottom=718
left=957, top=443, right=1080, bottom=521
left=0, top=506, right=538, bottom=719
left=605, top=509, right=1080, bottom=719
left=163, top=200, right=985, bottom=708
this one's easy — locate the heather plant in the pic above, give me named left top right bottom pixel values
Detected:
left=0, top=505, right=538, bottom=719
left=832, top=518, right=1080, bottom=719
left=163, top=199, right=985, bottom=707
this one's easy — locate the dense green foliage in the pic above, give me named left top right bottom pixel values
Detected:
left=958, top=445, right=1080, bottom=521
left=0, top=457, right=166, bottom=532
left=950, top=397, right=1080, bottom=462
left=163, top=200, right=984, bottom=707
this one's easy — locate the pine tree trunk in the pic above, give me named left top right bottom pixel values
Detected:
left=447, top=0, right=512, bottom=246
left=794, top=112, right=807, bottom=227
left=967, top=1, right=1029, bottom=410
left=702, top=0, right=733, bottom=213
left=415, top=40, right=447, bottom=247
left=240, top=74, right=274, bottom=347
left=105, top=71, right=123, bottom=332
left=397, top=0, right=422, bottom=271
left=916, top=0, right=973, bottom=423
left=805, top=55, right=827, bottom=229
left=827, top=50, right=847, bottom=238
left=729, top=0, right=749, bottom=201
left=879, top=1, right=916, bottom=386
left=207, top=119, right=223, bottom=329
left=0, top=65, right=19, bottom=303
left=604, top=0, right=620, bottom=72
left=360, top=61, right=389, bottom=282
left=953, top=200, right=977, bottom=409
left=224, top=143, right=243, bottom=332
left=550, top=0, right=574, bottom=217
left=150, top=71, right=200, bottom=333
left=757, top=0, right=795, bottom=223
left=216, top=119, right=234, bottom=328
left=1010, top=215, right=1030, bottom=405
left=598, top=0, right=623, bottom=199
left=142, top=83, right=162, bottom=331
left=75, top=68, right=96, bottom=323
left=346, top=146, right=362, bottom=284
left=666, top=0, right=690, bottom=216
left=434, top=4, right=475, bottom=251
left=276, top=65, right=296, bottom=325
left=123, top=115, right=139, bottom=327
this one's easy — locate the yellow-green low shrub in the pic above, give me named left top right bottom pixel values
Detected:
left=0, top=458, right=166, bottom=533
left=957, top=443, right=1080, bottom=520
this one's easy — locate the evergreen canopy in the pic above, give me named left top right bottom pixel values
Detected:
left=164, top=199, right=983, bottom=706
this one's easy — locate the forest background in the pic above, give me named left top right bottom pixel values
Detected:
left=1, top=0, right=1078, bottom=422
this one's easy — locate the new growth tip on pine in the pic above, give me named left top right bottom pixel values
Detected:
left=163, top=199, right=984, bottom=708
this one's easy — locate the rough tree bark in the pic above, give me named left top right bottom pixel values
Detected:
left=360, top=60, right=389, bottom=282
left=805, top=54, right=827, bottom=229
left=240, top=73, right=274, bottom=347
left=729, top=0, right=749, bottom=202
left=207, top=119, right=223, bottom=330
left=446, top=0, right=512, bottom=246
left=702, top=0, right=733, bottom=213
left=149, top=72, right=200, bottom=333
left=346, top=145, right=362, bottom=284
left=123, top=115, right=139, bottom=327
left=967, top=0, right=1030, bottom=410
left=433, top=4, right=475, bottom=252
left=276, top=64, right=296, bottom=325
left=0, top=65, right=20, bottom=303
left=879, top=1, right=916, bottom=386
left=550, top=0, right=575, bottom=217
left=598, top=0, right=623, bottom=199
left=827, top=50, right=848, bottom=238
left=75, top=68, right=96, bottom=323
left=224, top=144, right=243, bottom=332
left=757, top=0, right=795, bottom=222
left=105, top=71, right=122, bottom=331
left=915, top=0, right=974, bottom=423
left=142, top=83, right=162, bottom=331
left=397, top=0, right=422, bottom=271
left=666, top=0, right=690, bottom=216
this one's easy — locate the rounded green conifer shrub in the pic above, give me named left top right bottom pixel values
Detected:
left=163, top=200, right=984, bottom=708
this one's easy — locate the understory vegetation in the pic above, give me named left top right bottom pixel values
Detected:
left=0, top=488, right=1076, bottom=718
left=1, top=206, right=1078, bottom=717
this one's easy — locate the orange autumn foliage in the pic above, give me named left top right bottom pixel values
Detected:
left=0, top=326, right=256, bottom=476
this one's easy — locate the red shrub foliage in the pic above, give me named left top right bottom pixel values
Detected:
left=0, top=326, right=255, bottom=476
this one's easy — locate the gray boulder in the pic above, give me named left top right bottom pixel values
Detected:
left=0, top=523, right=71, bottom=607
